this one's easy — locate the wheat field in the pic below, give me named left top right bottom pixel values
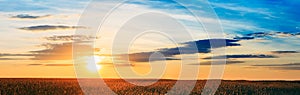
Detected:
left=0, top=79, right=299, bottom=95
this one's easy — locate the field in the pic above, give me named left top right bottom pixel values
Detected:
left=0, top=78, right=299, bottom=95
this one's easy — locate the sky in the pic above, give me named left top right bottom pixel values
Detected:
left=0, top=0, right=300, bottom=80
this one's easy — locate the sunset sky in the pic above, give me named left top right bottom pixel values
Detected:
left=0, top=0, right=300, bottom=80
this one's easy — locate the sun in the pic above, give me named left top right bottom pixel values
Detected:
left=86, top=56, right=104, bottom=72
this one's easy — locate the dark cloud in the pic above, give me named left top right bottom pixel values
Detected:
left=203, top=54, right=278, bottom=59
left=120, top=39, right=240, bottom=62
left=158, top=39, right=240, bottom=56
left=294, top=32, right=300, bottom=36
left=19, top=25, right=86, bottom=31
left=11, top=14, right=50, bottom=19
left=270, top=51, right=299, bottom=54
left=44, top=35, right=97, bottom=42
left=181, top=39, right=241, bottom=53
left=165, top=58, right=181, bottom=60
left=189, top=61, right=244, bottom=65
left=233, top=36, right=255, bottom=40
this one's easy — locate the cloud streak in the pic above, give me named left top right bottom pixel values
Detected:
left=252, top=63, right=300, bottom=67
left=0, top=53, right=35, bottom=57
left=11, top=14, right=50, bottom=19
left=0, top=53, right=35, bottom=60
left=189, top=61, right=244, bottom=65
left=28, top=64, right=74, bottom=66
left=271, top=51, right=299, bottom=54
left=0, top=58, right=31, bottom=60
left=19, top=25, right=86, bottom=31
left=203, top=54, right=278, bottom=59
left=252, top=63, right=300, bottom=70
left=119, top=39, right=240, bottom=62
left=44, top=35, right=97, bottom=42
left=234, top=32, right=300, bottom=40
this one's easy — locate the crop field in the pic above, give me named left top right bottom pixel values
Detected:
left=0, top=78, right=299, bottom=95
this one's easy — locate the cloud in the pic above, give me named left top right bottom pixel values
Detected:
left=11, top=14, right=50, bottom=19
left=211, top=3, right=273, bottom=16
left=182, top=39, right=241, bottom=53
left=235, top=32, right=300, bottom=40
left=0, top=53, right=35, bottom=60
left=188, top=61, right=244, bottom=65
left=98, top=62, right=135, bottom=67
left=45, top=64, right=74, bottom=66
left=252, top=63, right=300, bottom=67
left=211, top=0, right=300, bottom=33
left=0, top=53, right=35, bottom=57
left=120, top=39, right=240, bottom=62
left=0, top=0, right=88, bottom=12
left=28, top=64, right=43, bottom=66
left=233, top=36, right=255, bottom=40
left=30, top=42, right=92, bottom=60
left=1, top=35, right=96, bottom=60
left=44, top=35, right=97, bottom=42
left=19, top=25, right=86, bottom=31
left=203, top=54, right=278, bottom=59
left=28, top=64, right=74, bottom=66
left=270, top=67, right=300, bottom=70
left=252, top=63, right=300, bottom=70
left=271, top=51, right=299, bottom=54
left=0, top=58, right=30, bottom=60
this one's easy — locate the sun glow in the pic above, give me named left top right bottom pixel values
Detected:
left=86, top=56, right=104, bottom=72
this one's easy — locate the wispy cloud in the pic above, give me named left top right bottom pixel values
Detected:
left=19, top=25, right=86, bottom=31
left=28, top=64, right=74, bottom=66
left=270, top=67, right=300, bottom=70
left=98, top=62, right=135, bottom=67
left=0, top=0, right=88, bottom=12
left=252, top=63, right=300, bottom=67
left=0, top=53, right=35, bottom=57
left=44, top=35, right=97, bottom=42
left=233, top=36, right=255, bottom=40
left=11, top=14, right=50, bottom=19
left=0, top=58, right=30, bottom=60
left=234, top=32, right=300, bottom=40
left=211, top=3, right=273, bottom=17
left=252, top=63, right=300, bottom=70
left=0, top=53, right=35, bottom=60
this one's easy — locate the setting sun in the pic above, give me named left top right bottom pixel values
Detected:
left=86, top=56, right=104, bottom=72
